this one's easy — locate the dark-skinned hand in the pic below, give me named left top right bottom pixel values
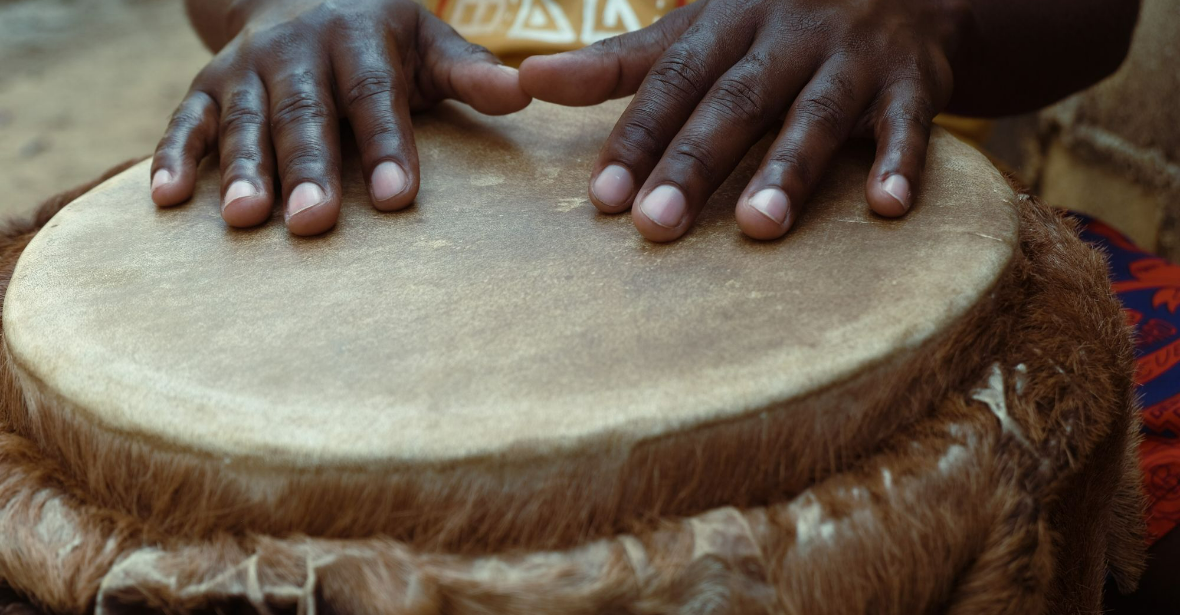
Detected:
left=519, top=0, right=967, bottom=242
left=151, top=0, right=530, bottom=235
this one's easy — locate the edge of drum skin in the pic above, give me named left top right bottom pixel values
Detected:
left=2, top=273, right=1017, bottom=550
left=0, top=150, right=1021, bottom=554
left=0, top=187, right=1147, bottom=615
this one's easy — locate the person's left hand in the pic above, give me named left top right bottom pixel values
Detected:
left=518, top=0, right=968, bottom=242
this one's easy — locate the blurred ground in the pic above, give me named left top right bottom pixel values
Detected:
left=0, top=0, right=208, bottom=218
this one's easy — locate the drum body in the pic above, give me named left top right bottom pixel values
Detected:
left=0, top=99, right=1145, bottom=614
left=1034, top=0, right=1180, bottom=260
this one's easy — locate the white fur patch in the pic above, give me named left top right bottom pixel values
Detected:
left=793, top=495, right=836, bottom=548
left=33, top=493, right=83, bottom=560
left=1014, top=363, right=1029, bottom=395
left=938, top=444, right=969, bottom=474
left=972, top=362, right=1029, bottom=445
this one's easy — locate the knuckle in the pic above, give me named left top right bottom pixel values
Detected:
left=668, top=136, right=719, bottom=180
left=166, top=108, right=204, bottom=132
left=344, top=69, right=397, bottom=109
left=647, top=50, right=711, bottom=104
left=244, top=24, right=313, bottom=61
left=823, top=70, right=856, bottom=107
left=795, top=92, right=849, bottom=137
left=884, top=99, right=933, bottom=131
left=651, top=13, right=689, bottom=49
left=152, top=139, right=178, bottom=161
left=776, top=11, right=828, bottom=37
left=164, top=110, right=211, bottom=147
left=460, top=41, right=494, bottom=59
left=280, top=143, right=328, bottom=178
left=886, top=61, right=927, bottom=91
left=271, top=89, right=331, bottom=133
left=767, top=147, right=813, bottom=186
left=356, top=122, right=398, bottom=154
left=167, top=92, right=214, bottom=127
left=220, top=97, right=266, bottom=133
left=591, top=35, right=624, bottom=57
left=224, top=151, right=263, bottom=174
left=708, top=77, right=767, bottom=124
left=614, top=113, right=664, bottom=160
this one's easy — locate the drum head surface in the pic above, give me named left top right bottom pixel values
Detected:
left=3, top=100, right=1017, bottom=472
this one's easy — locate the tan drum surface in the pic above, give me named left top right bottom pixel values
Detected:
left=0, top=100, right=1148, bottom=615
left=3, top=99, right=1016, bottom=545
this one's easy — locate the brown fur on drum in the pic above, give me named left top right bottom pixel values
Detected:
left=0, top=168, right=1147, bottom=614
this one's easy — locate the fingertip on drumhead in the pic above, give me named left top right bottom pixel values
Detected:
left=589, top=164, right=635, bottom=214
left=150, top=169, right=192, bottom=208
left=866, top=174, right=912, bottom=218
left=736, top=188, right=794, bottom=241
left=285, top=200, right=340, bottom=237
left=221, top=194, right=272, bottom=229
left=632, top=203, right=689, bottom=243
left=371, top=184, right=418, bottom=213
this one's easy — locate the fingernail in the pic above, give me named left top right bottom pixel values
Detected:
left=223, top=180, right=258, bottom=211
left=371, top=161, right=408, bottom=203
left=496, top=65, right=519, bottom=76
left=882, top=174, right=911, bottom=211
left=639, top=184, right=686, bottom=229
left=747, top=188, right=789, bottom=225
left=591, top=164, right=634, bottom=208
left=288, top=182, right=326, bottom=218
left=151, top=170, right=173, bottom=192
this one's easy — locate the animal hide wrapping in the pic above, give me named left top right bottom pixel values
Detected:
left=0, top=166, right=1146, bottom=615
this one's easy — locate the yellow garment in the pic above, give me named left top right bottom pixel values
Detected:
left=933, top=115, right=992, bottom=151
left=419, top=0, right=993, bottom=148
left=419, top=0, right=684, bottom=64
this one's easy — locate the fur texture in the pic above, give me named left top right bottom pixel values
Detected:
left=0, top=168, right=1147, bottom=614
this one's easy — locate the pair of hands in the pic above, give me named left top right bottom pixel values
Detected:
left=151, top=0, right=966, bottom=241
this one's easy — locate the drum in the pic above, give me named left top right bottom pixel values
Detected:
left=1035, top=0, right=1180, bottom=260
left=0, top=99, right=1145, bottom=615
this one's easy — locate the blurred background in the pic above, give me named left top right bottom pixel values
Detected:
left=1, top=0, right=1176, bottom=260
left=0, top=0, right=206, bottom=217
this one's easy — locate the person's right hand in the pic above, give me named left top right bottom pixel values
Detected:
left=150, top=0, right=531, bottom=236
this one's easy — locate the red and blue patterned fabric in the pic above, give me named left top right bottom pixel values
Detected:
left=1073, top=213, right=1180, bottom=545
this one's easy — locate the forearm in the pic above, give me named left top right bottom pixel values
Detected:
left=948, top=0, right=1141, bottom=117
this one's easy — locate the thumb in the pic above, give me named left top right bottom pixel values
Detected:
left=417, top=13, right=532, bottom=116
left=518, top=2, right=704, bottom=106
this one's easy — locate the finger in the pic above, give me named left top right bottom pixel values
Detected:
left=267, top=67, right=343, bottom=236
left=736, top=62, right=874, bottom=240
left=630, top=48, right=807, bottom=242
left=151, top=91, right=218, bottom=207
left=517, top=1, right=705, bottom=106
left=864, top=84, right=935, bottom=218
left=217, top=73, right=276, bottom=228
left=588, top=8, right=756, bottom=214
left=331, top=29, right=418, bottom=212
left=417, top=11, right=531, bottom=115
